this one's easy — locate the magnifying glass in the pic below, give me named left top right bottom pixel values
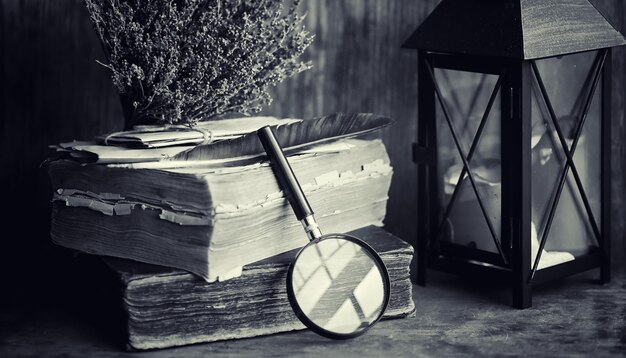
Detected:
left=257, top=126, right=391, bottom=339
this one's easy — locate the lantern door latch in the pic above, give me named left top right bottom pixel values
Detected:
left=412, top=143, right=435, bottom=165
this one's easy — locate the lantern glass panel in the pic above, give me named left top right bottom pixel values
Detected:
left=530, top=50, right=602, bottom=265
left=434, top=69, right=502, bottom=254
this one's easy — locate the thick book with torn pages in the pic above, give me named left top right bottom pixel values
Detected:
left=104, top=226, right=414, bottom=350
left=49, top=137, right=393, bottom=282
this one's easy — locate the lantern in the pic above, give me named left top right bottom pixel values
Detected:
left=403, top=0, right=625, bottom=308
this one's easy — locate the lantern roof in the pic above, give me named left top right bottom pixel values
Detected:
left=402, top=0, right=626, bottom=60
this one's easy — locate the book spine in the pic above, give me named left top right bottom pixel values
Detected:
left=123, top=252, right=414, bottom=350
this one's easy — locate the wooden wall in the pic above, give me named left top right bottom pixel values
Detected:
left=0, top=0, right=624, bottom=305
left=596, top=0, right=626, bottom=275
left=264, top=0, right=428, bottom=246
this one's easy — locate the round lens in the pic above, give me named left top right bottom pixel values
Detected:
left=287, top=234, right=390, bottom=339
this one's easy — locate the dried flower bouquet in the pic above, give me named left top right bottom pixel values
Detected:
left=85, top=0, right=313, bottom=127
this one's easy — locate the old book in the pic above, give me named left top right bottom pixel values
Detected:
left=49, top=138, right=393, bottom=282
left=50, top=113, right=393, bottom=164
left=50, top=116, right=302, bottom=163
left=104, top=226, right=415, bottom=350
left=96, top=116, right=302, bottom=148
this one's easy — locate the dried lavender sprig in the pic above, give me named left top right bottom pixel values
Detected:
left=84, top=0, right=313, bottom=127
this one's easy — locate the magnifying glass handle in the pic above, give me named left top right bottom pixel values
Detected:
left=258, top=126, right=322, bottom=240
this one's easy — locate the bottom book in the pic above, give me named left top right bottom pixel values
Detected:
left=104, top=226, right=415, bottom=350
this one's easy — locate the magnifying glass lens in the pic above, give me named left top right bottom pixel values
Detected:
left=257, top=126, right=390, bottom=339
left=288, top=235, right=389, bottom=338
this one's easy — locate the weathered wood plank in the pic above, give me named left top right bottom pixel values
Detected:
left=0, top=0, right=123, bottom=305
left=265, top=0, right=439, bottom=245
left=522, top=0, right=626, bottom=59
left=591, top=0, right=626, bottom=266
left=1, top=269, right=625, bottom=356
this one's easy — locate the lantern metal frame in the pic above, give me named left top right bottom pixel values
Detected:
left=414, top=49, right=613, bottom=308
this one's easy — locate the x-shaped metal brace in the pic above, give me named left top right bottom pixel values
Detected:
left=528, top=50, right=607, bottom=281
left=424, top=60, right=509, bottom=265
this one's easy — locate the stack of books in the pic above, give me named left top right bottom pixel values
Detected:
left=47, top=113, right=415, bottom=349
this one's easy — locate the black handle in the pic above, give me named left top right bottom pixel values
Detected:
left=257, top=126, right=314, bottom=220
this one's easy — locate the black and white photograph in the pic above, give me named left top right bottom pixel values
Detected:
left=1, top=0, right=625, bottom=356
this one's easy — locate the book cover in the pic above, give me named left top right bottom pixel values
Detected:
left=103, top=226, right=415, bottom=350
left=50, top=138, right=393, bottom=282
